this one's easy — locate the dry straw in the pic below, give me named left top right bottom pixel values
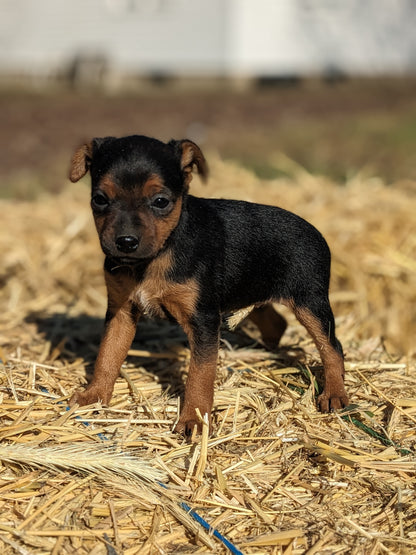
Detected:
left=1, top=156, right=415, bottom=553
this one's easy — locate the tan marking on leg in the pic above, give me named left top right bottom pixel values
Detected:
left=175, top=342, right=218, bottom=437
left=132, top=249, right=215, bottom=436
left=292, top=306, right=348, bottom=411
left=70, top=271, right=140, bottom=407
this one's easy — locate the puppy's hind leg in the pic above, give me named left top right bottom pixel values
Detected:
left=248, top=304, right=287, bottom=350
left=290, top=296, right=348, bottom=412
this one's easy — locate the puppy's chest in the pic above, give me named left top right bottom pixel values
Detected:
left=134, top=280, right=169, bottom=318
left=130, top=259, right=199, bottom=325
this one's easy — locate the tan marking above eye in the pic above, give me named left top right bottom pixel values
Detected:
left=98, top=176, right=118, bottom=199
left=142, top=175, right=166, bottom=198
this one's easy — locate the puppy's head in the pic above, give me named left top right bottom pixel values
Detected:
left=69, top=135, right=207, bottom=263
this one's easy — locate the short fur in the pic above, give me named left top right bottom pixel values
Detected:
left=69, top=135, right=349, bottom=436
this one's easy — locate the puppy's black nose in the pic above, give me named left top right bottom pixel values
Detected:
left=116, top=235, right=139, bottom=253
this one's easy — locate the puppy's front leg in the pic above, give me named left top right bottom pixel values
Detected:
left=70, top=270, right=139, bottom=407
left=175, top=312, right=220, bottom=437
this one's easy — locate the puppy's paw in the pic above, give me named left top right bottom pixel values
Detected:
left=318, top=386, right=349, bottom=412
left=69, top=385, right=111, bottom=407
left=174, top=408, right=212, bottom=440
left=174, top=418, right=202, bottom=439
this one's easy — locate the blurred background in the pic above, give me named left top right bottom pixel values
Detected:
left=0, top=0, right=415, bottom=355
left=1, top=0, right=416, bottom=195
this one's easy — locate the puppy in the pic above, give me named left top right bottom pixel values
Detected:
left=69, top=135, right=349, bottom=435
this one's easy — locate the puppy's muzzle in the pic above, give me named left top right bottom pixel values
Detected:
left=116, top=235, right=139, bottom=253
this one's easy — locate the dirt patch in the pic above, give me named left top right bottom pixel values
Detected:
left=2, top=78, right=416, bottom=197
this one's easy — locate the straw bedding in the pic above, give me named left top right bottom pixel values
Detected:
left=1, top=157, right=415, bottom=554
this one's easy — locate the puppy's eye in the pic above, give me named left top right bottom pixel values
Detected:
left=151, top=196, right=171, bottom=210
left=91, top=193, right=109, bottom=210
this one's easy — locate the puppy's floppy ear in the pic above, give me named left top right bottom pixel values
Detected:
left=169, top=139, right=208, bottom=186
left=69, top=137, right=115, bottom=183
left=69, top=142, right=93, bottom=182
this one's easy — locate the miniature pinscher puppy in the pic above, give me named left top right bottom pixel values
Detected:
left=69, top=135, right=349, bottom=435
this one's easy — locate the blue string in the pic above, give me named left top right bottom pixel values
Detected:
left=39, top=388, right=244, bottom=554
left=180, top=501, right=244, bottom=555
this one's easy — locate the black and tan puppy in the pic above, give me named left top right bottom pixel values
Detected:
left=69, top=135, right=349, bottom=435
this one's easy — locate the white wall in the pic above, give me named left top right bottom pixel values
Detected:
left=1, top=0, right=416, bottom=78
left=225, top=0, right=416, bottom=76
left=0, top=0, right=227, bottom=75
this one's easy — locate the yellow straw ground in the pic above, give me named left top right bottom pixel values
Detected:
left=1, top=157, right=415, bottom=553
